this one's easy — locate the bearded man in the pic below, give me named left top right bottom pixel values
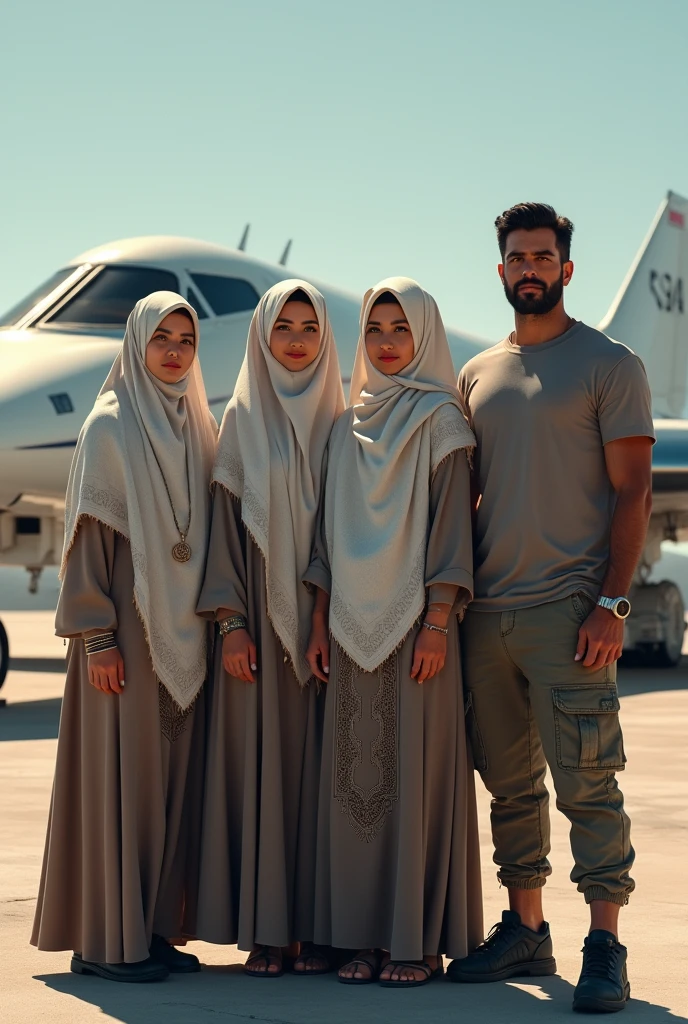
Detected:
left=450, top=202, right=655, bottom=1015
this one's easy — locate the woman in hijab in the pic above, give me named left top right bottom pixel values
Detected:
left=195, top=280, right=344, bottom=977
left=306, top=278, right=484, bottom=987
left=31, top=292, right=218, bottom=983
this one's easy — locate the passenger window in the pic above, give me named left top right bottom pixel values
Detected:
left=187, top=288, right=208, bottom=319
left=189, top=273, right=259, bottom=317
left=47, top=266, right=179, bottom=326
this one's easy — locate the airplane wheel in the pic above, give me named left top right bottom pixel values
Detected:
left=630, top=581, right=685, bottom=668
left=0, top=619, right=8, bottom=691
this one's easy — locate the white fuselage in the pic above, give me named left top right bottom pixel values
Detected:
left=0, top=236, right=488, bottom=509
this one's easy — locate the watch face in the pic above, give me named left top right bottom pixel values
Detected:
left=615, top=599, right=631, bottom=619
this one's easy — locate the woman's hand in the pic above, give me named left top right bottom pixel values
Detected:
left=411, top=602, right=451, bottom=683
left=88, top=647, right=125, bottom=694
left=411, top=616, right=449, bottom=684
left=222, top=629, right=257, bottom=683
left=306, top=613, right=330, bottom=684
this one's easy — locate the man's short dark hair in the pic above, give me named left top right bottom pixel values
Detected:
left=495, top=203, right=574, bottom=263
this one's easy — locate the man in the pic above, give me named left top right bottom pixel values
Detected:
left=449, top=203, right=654, bottom=1014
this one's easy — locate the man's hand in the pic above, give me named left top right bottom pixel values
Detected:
left=88, top=647, right=125, bottom=694
left=575, top=606, right=624, bottom=669
left=222, top=629, right=258, bottom=683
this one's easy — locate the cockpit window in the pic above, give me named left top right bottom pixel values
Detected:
left=0, top=268, right=78, bottom=327
left=187, top=287, right=208, bottom=319
left=47, top=266, right=179, bottom=326
left=189, top=273, right=259, bottom=317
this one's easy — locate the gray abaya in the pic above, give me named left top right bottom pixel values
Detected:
left=31, top=519, right=206, bottom=965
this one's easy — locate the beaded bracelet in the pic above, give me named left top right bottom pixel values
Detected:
left=218, top=614, right=248, bottom=637
left=422, top=621, right=448, bottom=636
left=84, top=631, right=117, bottom=655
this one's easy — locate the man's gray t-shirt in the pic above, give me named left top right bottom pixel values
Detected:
left=458, top=322, right=655, bottom=611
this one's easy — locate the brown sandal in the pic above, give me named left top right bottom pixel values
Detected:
left=244, top=945, right=284, bottom=978
left=338, top=949, right=385, bottom=985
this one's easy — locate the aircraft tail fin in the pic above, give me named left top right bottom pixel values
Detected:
left=599, top=191, right=688, bottom=418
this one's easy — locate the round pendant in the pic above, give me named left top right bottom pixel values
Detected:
left=172, top=540, right=192, bottom=563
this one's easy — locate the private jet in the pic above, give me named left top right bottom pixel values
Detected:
left=0, top=193, right=686, bottom=686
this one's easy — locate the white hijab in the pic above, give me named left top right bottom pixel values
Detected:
left=325, top=276, right=475, bottom=672
left=213, top=279, right=345, bottom=684
left=62, top=291, right=218, bottom=710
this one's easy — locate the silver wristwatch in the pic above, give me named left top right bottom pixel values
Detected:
left=597, top=596, right=632, bottom=620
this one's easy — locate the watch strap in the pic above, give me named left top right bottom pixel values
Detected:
left=597, top=595, right=631, bottom=619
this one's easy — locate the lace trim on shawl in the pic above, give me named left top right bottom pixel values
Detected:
left=215, top=448, right=244, bottom=483
left=66, top=482, right=129, bottom=527
left=330, top=543, right=425, bottom=665
left=334, top=646, right=399, bottom=843
left=430, top=403, right=474, bottom=472
left=265, top=565, right=310, bottom=676
left=62, top=482, right=130, bottom=577
left=215, top=450, right=270, bottom=543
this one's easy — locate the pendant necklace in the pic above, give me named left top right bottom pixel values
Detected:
left=152, top=446, right=192, bottom=563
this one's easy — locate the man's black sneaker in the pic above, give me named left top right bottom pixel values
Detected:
left=447, top=910, right=556, bottom=983
left=572, top=930, right=630, bottom=1013
left=71, top=952, right=169, bottom=982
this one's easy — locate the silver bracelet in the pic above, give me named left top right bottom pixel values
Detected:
left=422, top=620, right=448, bottom=636
left=218, top=614, right=248, bottom=637
left=84, top=631, right=117, bottom=655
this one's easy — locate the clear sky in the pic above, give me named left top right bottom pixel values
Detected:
left=2, top=0, right=687, bottom=342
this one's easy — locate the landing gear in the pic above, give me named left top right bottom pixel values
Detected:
left=27, top=566, right=43, bottom=594
left=0, top=619, right=8, bottom=694
left=624, top=580, right=685, bottom=667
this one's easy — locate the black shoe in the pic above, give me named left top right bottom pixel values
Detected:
left=572, top=930, right=630, bottom=1013
left=71, top=952, right=169, bottom=983
left=447, top=910, right=557, bottom=983
left=149, top=934, right=201, bottom=973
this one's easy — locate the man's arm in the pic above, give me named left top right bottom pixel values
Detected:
left=576, top=435, right=653, bottom=669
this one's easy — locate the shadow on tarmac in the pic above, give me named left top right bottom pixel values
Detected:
left=34, top=966, right=686, bottom=1024
left=3, top=660, right=687, bottom=744
left=9, top=657, right=66, bottom=673
left=0, top=698, right=61, bottom=742
left=617, top=661, right=688, bottom=697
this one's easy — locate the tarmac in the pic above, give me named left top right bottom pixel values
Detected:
left=1, top=610, right=686, bottom=1024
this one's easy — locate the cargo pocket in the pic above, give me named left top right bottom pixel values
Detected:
left=465, top=692, right=488, bottom=773
left=552, top=685, right=626, bottom=771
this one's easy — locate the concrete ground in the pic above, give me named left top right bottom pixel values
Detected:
left=0, top=612, right=686, bottom=1024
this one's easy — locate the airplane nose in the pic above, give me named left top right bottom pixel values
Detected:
left=0, top=330, right=120, bottom=506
